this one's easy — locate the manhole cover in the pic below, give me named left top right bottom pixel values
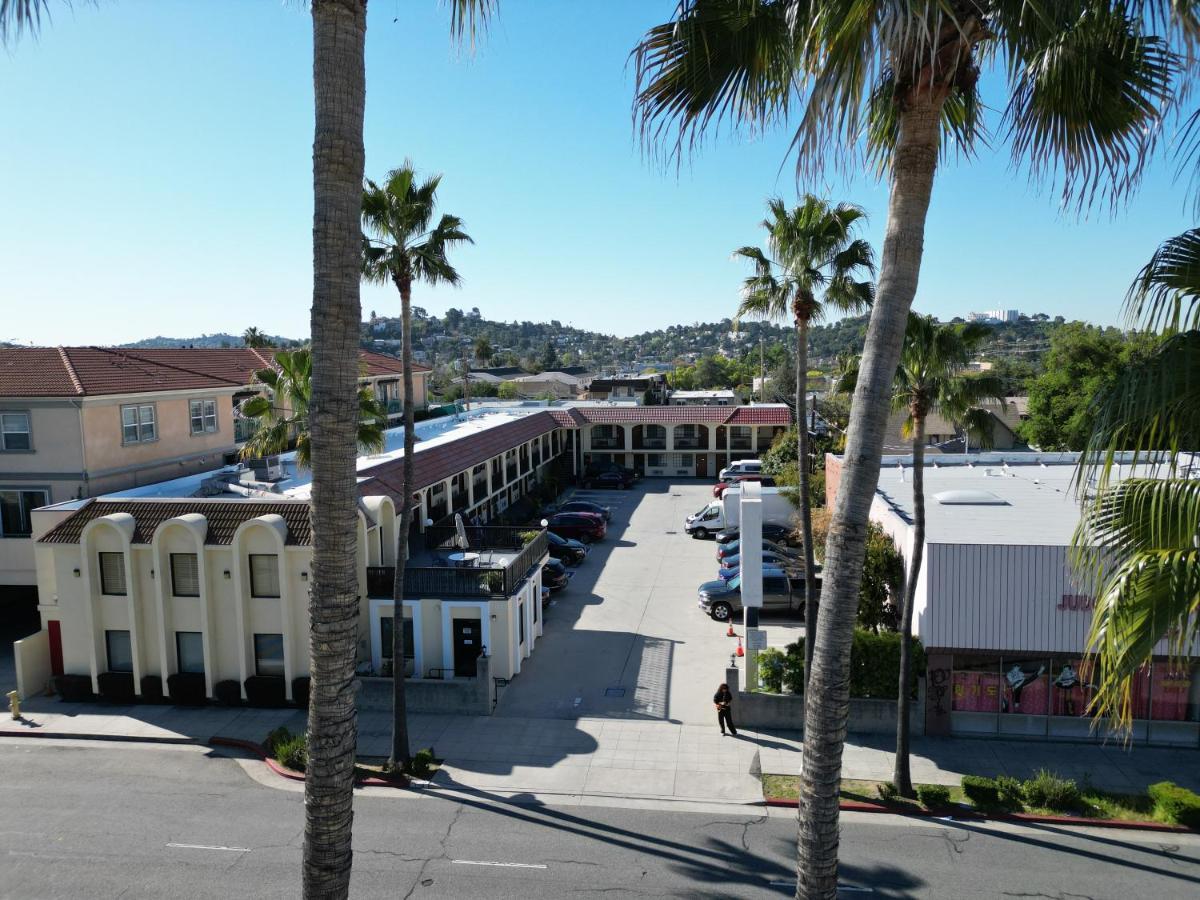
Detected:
left=604, top=687, right=626, bottom=698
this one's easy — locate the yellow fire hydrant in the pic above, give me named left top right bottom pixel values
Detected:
left=7, top=690, right=19, bottom=720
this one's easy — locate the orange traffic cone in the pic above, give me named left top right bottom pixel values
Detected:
left=726, top=621, right=735, bottom=638
left=736, top=638, right=744, bottom=658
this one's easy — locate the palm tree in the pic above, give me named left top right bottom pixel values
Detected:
left=474, top=336, right=494, bottom=365
left=634, top=4, right=1179, bottom=894
left=362, top=163, right=473, bottom=771
left=1072, top=229, right=1200, bottom=730
left=734, top=196, right=873, bottom=688
left=237, top=348, right=385, bottom=467
left=243, top=326, right=271, bottom=349
left=840, top=314, right=1005, bottom=796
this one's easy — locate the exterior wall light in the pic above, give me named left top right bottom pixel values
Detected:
left=72, top=568, right=80, bottom=577
left=301, top=572, right=309, bottom=580
left=223, top=570, right=231, bottom=579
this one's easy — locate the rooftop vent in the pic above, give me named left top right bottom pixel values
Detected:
left=934, top=489, right=1009, bottom=506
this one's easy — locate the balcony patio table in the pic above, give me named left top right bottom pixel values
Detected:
left=448, top=551, right=480, bottom=568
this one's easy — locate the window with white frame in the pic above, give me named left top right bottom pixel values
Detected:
left=189, top=399, right=218, bottom=435
left=0, top=488, right=48, bottom=538
left=170, top=553, right=200, bottom=597
left=105, top=630, right=133, bottom=673
left=99, top=552, right=127, bottom=595
left=121, top=403, right=157, bottom=444
left=253, top=633, right=285, bottom=677
left=249, top=554, right=281, bottom=598
left=175, top=631, right=204, bottom=674
left=0, top=412, right=31, bottom=451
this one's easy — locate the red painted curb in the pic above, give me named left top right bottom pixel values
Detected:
left=208, top=736, right=410, bottom=789
left=763, top=797, right=1191, bottom=833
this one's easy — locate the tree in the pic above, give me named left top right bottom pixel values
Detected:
left=633, top=3, right=1178, bottom=894
left=362, top=162, right=473, bottom=772
left=474, top=336, right=494, bottom=365
left=1073, top=228, right=1200, bottom=730
left=238, top=348, right=385, bottom=466
left=540, top=340, right=559, bottom=371
left=243, top=326, right=271, bottom=348
left=497, top=381, right=519, bottom=399
left=1022, top=323, right=1159, bottom=450
left=733, top=196, right=874, bottom=693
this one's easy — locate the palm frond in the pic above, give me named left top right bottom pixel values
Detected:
left=1125, top=227, right=1200, bottom=331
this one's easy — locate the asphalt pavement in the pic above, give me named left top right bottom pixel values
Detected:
left=3, top=738, right=1199, bottom=899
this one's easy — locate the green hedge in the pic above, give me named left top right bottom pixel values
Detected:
left=783, top=630, right=925, bottom=698
left=1023, top=770, right=1080, bottom=811
left=1148, top=781, right=1200, bottom=828
left=961, top=775, right=1002, bottom=807
left=916, top=784, right=952, bottom=809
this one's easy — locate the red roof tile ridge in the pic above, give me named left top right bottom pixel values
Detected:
left=56, top=347, right=85, bottom=395
left=250, top=348, right=275, bottom=369
left=87, top=346, right=248, bottom=389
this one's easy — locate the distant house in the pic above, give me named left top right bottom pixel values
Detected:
left=879, top=396, right=1029, bottom=454
left=585, top=373, right=668, bottom=405
left=507, top=371, right=586, bottom=399
left=670, top=389, right=737, bottom=407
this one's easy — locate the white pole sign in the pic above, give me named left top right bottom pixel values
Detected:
left=740, top=480, right=763, bottom=609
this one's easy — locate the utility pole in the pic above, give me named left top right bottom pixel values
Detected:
left=461, top=345, right=471, bottom=412
left=758, top=335, right=765, bottom=404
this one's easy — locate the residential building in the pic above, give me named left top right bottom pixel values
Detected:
left=878, top=397, right=1029, bottom=454
left=0, top=347, right=428, bottom=588
left=824, top=451, right=1200, bottom=746
left=506, top=372, right=586, bottom=400
left=670, top=390, right=737, bottom=407
left=585, top=373, right=669, bottom=405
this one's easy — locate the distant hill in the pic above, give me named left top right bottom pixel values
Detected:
left=119, top=333, right=300, bottom=350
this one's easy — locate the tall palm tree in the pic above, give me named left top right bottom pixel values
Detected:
left=634, top=3, right=1180, bottom=895
left=839, top=314, right=1005, bottom=796
left=1073, top=229, right=1200, bottom=730
left=238, top=348, right=385, bottom=467
left=734, top=196, right=874, bottom=688
left=362, top=162, right=472, bottom=771
left=243, top=326, right=271, bottom=349
left=474, top=336, right=494, bottom=365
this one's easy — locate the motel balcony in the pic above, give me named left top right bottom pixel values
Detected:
left=366, top=526, right=548, bottom=600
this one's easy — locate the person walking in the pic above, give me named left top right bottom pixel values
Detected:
left=714, top=683, right=737, bottom=736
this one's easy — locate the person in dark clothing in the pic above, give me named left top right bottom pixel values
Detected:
left=714, top=683, right=737, bottom=736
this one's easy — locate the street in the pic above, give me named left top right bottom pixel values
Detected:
left=2, top=739, right=1198, bottom=899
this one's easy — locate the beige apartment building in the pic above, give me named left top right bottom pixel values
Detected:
left=0, top=347, right=429, bottom=586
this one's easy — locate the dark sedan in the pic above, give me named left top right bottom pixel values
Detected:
left=545, top=499, right=612, bottom=521
left=545, top=511, right=607, bottom=543
left=714, top=522, right=796, bottom=546
left=546, top=530, right=588, bottom=565
left=585, top=470, right=635, bottom=490
left=543, top=558, right=571, bottom=591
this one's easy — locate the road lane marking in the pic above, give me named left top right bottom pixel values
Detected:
left=166, top=843, right=251, bottom=853
left=452, top=860, right=547, bottom=869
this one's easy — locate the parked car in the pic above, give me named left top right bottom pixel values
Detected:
left=716, top=538, right=802, bottom=561
left=542, top=558, right=571, bottom=591
left=585, top=469, right=635, bottom=490
left=718, top=459, right=762, bottom=482
left=544, top=499, right=612, bottom=521
left=717, top=562, right=794, bottom=581
left=697, top=571, right=818, bottom=622
left=545, top=511, right=607, bottom=543
left=546, top=530, right=588, bottom=565
left=586, top=461, right=639, bottom=480
left=540, top=586, right=552, bottom=607
left=718, top=549, right=805, bottom=572
left=714, top=522, right=796, bottom=545
left=711, top=474, right=776, bottom=498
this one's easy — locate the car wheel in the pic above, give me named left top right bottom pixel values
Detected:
left=710, top=602, right=732, bottom=622
left=692, top=527, right=707, bottom=540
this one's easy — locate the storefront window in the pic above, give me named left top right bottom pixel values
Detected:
left=1049, top=658, right=1097, bottom=717
left=1000, top=657, right=1050, bottom=715
left=952, top=656, right=1001, bottom=713
left=1150, top=662, right=1194, bottom=722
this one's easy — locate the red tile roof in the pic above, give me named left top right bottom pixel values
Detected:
left=0, top=347, right=430, bottom=398
left=38, top=498, right=313, bottom=546
left=362, top=412, right=561, bottom=496
left=560, top=405, right=792, bottom=426
left=725, top=405, right=792, bottom=425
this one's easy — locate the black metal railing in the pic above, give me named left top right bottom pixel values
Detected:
left=366, top=566, right=396, bottom=597
left=590, top=438, right=625, bottom=450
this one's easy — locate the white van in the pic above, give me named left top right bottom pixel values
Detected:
left=718, top=459, right=762, bottom=482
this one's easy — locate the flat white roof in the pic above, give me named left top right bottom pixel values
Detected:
left=871, top=453, right=1198, bottom=546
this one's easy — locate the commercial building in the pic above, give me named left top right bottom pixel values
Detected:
left=0, top=347, right=429, bottom=589
left=825, top=452, right=1200, bottom=746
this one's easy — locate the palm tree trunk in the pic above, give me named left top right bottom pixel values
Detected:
left=893, top=416, right=925, bottom=798
left=305, top=1, right=366, bottom=897
left=795, top=318, right=817, bottom=688
left=796, top=98, right=943, bottom=900
left=389, top=275, right=415, bottom=770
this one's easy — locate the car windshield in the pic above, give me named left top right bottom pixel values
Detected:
left=546, top=532, right=564, bottom=545
left=728, top=574, right=741, bottom=589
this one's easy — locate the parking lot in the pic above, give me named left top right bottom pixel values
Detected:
left=495, top=479, right=803, bottom=726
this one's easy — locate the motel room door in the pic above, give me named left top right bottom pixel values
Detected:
left=452, top=618, right=481, bottom=677
left=695, top=454, right=707, bottom=478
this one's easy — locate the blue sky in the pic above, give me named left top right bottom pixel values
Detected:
left=1, top=1, right=1193, bottom=346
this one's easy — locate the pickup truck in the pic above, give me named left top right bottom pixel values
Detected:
left=696, top=571, right=818, bottom=622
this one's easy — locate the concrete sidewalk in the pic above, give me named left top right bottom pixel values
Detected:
left=5, top=698, right=1198, bottom=804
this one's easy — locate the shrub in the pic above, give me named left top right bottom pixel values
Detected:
left=55, top=673, right=95, bottom=703
left=1147, top=782, right=1200, bottom=829
left=757, top=648, right=785, bottom=693
left=274, top=732, right=308, bottom=772
left=996, top=775, right=1025, bottom=810
left=480, top=570, right=504, bottom=593
left=917, top=784, right=952, bottom=809
left=961, top=775, right=1002, bottom=808
left=876, top=781, right=898, bottom=803
left=1022, top=770, right=1080, bottom=812
left=783, top=630, right=925, bottom=698
left=167, top=672, right=207, bottom=706
left=97, top=671, right=135, bottom=704
left=140, top=675, right=165, bottom=704
left=264, top=726, right=294, bottom=756
left=214, top=680, right=242, bottom=706
left=292, top=676, right=311, bottom=709
left=244, top=675, right=286, bottom=708
left=518, top=530, right=541, bottom=545
left=407, top=748, right=436, bottom=779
